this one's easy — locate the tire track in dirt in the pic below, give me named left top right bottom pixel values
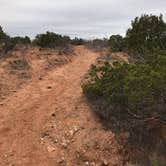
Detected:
left=0, top=46, right=124, bottom=166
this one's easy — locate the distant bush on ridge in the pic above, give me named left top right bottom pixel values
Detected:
left=109, top=35, right=126, bottom=52
left=11, top=36, right=31, bottom=45
left=71, top=37, right=85, bottom=45
left=33, top=31, right=71, bottom=48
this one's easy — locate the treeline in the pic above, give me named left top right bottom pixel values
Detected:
left=0, top=26, right=88, bottom=56
left=83, top=14, right=166, bottom=128
left=82, top=14, right=166, bottom=164
left=109, top=14, right=166, bottom=60
left=0, top=25, right=110, bottom=57
left=0, top=26, right=31, bottom=55
left=83, top=50, right=166, bottom=118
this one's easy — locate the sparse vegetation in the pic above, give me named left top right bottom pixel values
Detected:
left=9, top=59, right=30, bottom=71
left=82, top=14, right=166, bottom=164
left=83, top=50, right=166, bottom=118
left=109, top=35, right=126, bottom=52
left=46, top=57, right=68, bottom=70
left=11, top=36, right=31, bottom=45
left=86, top=38, right=108, bottom=51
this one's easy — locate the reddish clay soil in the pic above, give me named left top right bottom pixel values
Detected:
left=0, top=46, right=125, bottom=166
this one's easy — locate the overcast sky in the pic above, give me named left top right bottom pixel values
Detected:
left=0, top=0, right=166, bottom=39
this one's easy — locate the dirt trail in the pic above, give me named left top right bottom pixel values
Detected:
left=0, top=46, right=124, bottom=166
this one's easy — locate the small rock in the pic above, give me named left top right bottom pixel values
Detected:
left=76, top=153, right=80, bottom=158
left=103, top=160, right=109, bottom=166
left=54, top=139, right=58, bottom=143
left=69, top=130, right=74, bottom=136
left=85, top=161, right=90, bottom=166
left=4, top=154, right=8, bottom=158
left=1, top=96, right=6, bottom=99
left=73, top=126, right=79, bottom=132
left=61, top=143, right=67, bottom=148
left=69, top=126, right=79, bottom=137
left=58, top=157, right=65, bottom=163
left=41, top=132, right=49, bottom=138
left=47, top=145, right=56, bottom=152
left=40, top=137, right=45, bottom=145
left=82, top=149, right=86, bottom=153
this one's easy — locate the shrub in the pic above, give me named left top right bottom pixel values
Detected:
left=9, top=59, right=30, bottom=70
left=0, top=26, right=14, bottom=54
left=126, top=14, right=166, bottom=59
left=11, top=36, right=31, bottom=45
left=82, top=50, right=166, bottom=118
left=34, top=31, right=71, bottom=48
left=109, top=35, right=126, bottom=52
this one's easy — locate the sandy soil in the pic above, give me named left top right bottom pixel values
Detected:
left=0, top=46, right=125, bottom=166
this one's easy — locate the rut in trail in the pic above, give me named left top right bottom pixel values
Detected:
left=0, top=46, right=124, bottom=166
